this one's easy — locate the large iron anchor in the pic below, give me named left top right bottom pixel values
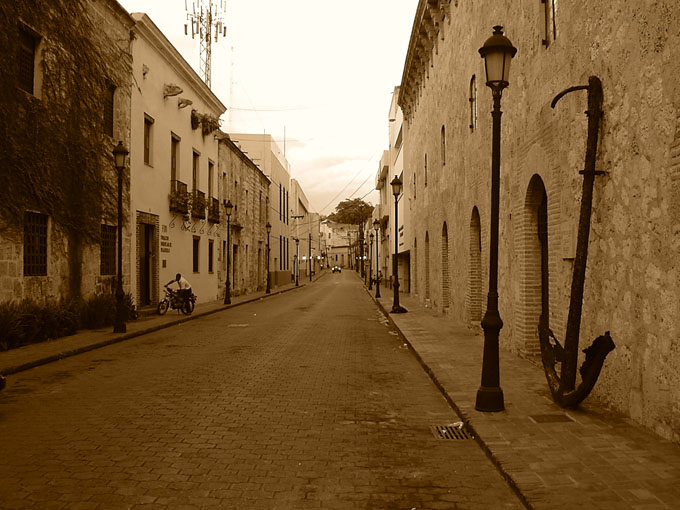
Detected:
left=539, top=76, right=615, bottom=408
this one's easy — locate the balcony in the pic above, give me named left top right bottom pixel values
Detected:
left=169, top=180, right=190, bottom=215
left=208, top=197, right=220, bottom=223
left=192, top=190, right=207, bottom=219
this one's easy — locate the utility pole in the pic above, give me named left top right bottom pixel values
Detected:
left=185, top=0, right=227, bottom=88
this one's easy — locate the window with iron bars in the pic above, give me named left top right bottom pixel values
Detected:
left=100, top=224, right=116, bottom=275
left=18, top=25, right=38, bottom=95
left=24, top=212, right=48, bottom=276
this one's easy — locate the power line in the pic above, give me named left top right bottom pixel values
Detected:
left=319, top=150, right=381, bottom=214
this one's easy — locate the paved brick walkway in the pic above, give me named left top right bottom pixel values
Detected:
left=0, top=271, right=523, bottom=509
left=373, top=287, right=680, bottom=510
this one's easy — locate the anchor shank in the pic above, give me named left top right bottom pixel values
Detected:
left=561, top=76, right=603, bottom=391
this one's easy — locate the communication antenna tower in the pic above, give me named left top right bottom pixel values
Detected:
left=185, top=0, right=227, bottom=88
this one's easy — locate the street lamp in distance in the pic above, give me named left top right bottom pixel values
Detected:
left=373, top=218, right=381, bottom=299
left=112, top=141, right=129, bottom=334
left=390, top=176, right=407, bottom=314
left=265, top=221, right=272, bottom=294
left=294, top=237, right=299, bottom=286
left=368, top=232, right=374, bottom=290
left=475, top=25, right=517, bottom=413
left=224, top=199, right=233, bottom=305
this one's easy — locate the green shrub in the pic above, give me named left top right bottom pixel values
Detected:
left=0, top=293, right=135, bottom=352
left=79, top=292, right=137, bottom=329
left=79, top=293, right=115, bottom=330
left=0, top=302, right=20, bottom=351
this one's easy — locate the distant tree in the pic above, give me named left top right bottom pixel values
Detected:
left=327, top=198, right=374, bottom=225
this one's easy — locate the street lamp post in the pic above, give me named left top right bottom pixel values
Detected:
left=359, top=225, right=365, bottom=279
left=294, top=237, right=299, bottom=286
left=373, top=219, right=381, bottom=298
left=369, top=232, right=374, bottom=290
left=475, top=26, right=517, bottom=413
left=113, top=141, right=129, bottom=334
left=390, top=176, right=407, bottom=314
left=266, top=222, right=272, bottom=294
left=308, top=232, right=312, bottom=282
left=224, top=199, right=233, bottom=304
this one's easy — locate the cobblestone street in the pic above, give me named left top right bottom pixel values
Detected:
left=0, top=272, right=523, bottom=509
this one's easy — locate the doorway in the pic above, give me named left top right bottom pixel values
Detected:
left=136, top=212, right=159, bottom=309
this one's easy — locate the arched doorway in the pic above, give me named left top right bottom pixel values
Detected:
left=441, top=222, right=450, bottom=308
left=467, top=207, right=482, bottom=323
left=520, top=175, right=549, bottom=356
left=413, top=238, right=417, bottom=295
left=425, top=231, right=430, bottom=301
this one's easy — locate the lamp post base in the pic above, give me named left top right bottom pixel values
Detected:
left=475, top=385, right=504, bottom=412
left=390, top=305, right=407, bottom=314
left=113, top=323, right=126, bottom=334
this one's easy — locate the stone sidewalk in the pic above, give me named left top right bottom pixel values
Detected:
left=372, top=288, right=680, bottom=510
left=0, top=275, right=322, bottom=377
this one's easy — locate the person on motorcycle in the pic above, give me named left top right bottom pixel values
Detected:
left=164, top=273, right=192, bottom=309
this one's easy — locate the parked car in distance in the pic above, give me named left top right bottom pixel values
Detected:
left=332, top=265, right=342, bottom=273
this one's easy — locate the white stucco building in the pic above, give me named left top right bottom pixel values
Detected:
left=129, top=13, right=226, bottom=308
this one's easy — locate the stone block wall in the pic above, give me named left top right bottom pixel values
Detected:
left=0, top=0, right=133, bottom=303
left=218, top=137, right=271, bottom=296
left=399, top=0, right=680, bottom=440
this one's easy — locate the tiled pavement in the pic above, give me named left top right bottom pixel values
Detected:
left=372, top=286, right=680, bottom=510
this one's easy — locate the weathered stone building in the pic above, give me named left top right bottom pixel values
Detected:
left=229, top=133, right=292, bottom=288
left=399, top=0, right=680, bottom=440
left=218, top=135, right=271, bottom=297
left=0, top=0, right=134, bottom=303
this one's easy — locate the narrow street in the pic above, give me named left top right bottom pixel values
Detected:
left=0, top=272, right=522, bottom=509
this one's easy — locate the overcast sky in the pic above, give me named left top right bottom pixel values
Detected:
left=117, top=0, right=419, bottom=215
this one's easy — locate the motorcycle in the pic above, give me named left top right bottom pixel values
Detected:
left=158, top=286, right=196, bottom=315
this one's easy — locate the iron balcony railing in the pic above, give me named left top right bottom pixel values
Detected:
left=192, top=190, right=206, bottom=219
left=208, top=197, right=220, bottom=223
left=169, top=180, right=190, bottom=215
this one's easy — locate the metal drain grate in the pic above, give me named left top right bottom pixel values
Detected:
left=431, top=424, right=473, bottom=440
left=529, top=414, right=574, bottom=424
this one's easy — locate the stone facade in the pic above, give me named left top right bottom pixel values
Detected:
left=398, top=0, right=680, bottom=440
left=218, top=136, right=271, bottom=296
left=229, top=133, right=293, bottom=288
left=0, top=0, right=133, bottom=303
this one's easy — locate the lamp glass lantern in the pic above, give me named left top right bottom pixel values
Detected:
left=373, top=219, right=380, bottom=232
left=390, top=176, right=403, bottom=197
left=478, top=25, right=517, bottom=88
left=224, top=199, right=233, bottom=216
left=113, top=141, right=129, bottom=169
left=266, top=222, right=272, bottom=233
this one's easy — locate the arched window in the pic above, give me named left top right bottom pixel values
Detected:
left=424, top=154, right=428, bottom=187
left=441, top=125, right=446, bottom=166
left=542, top=0, right=558, bottom=47
left=469, top=75, right=477, bottom=131
left=425, top=232, right=430, bottom=300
